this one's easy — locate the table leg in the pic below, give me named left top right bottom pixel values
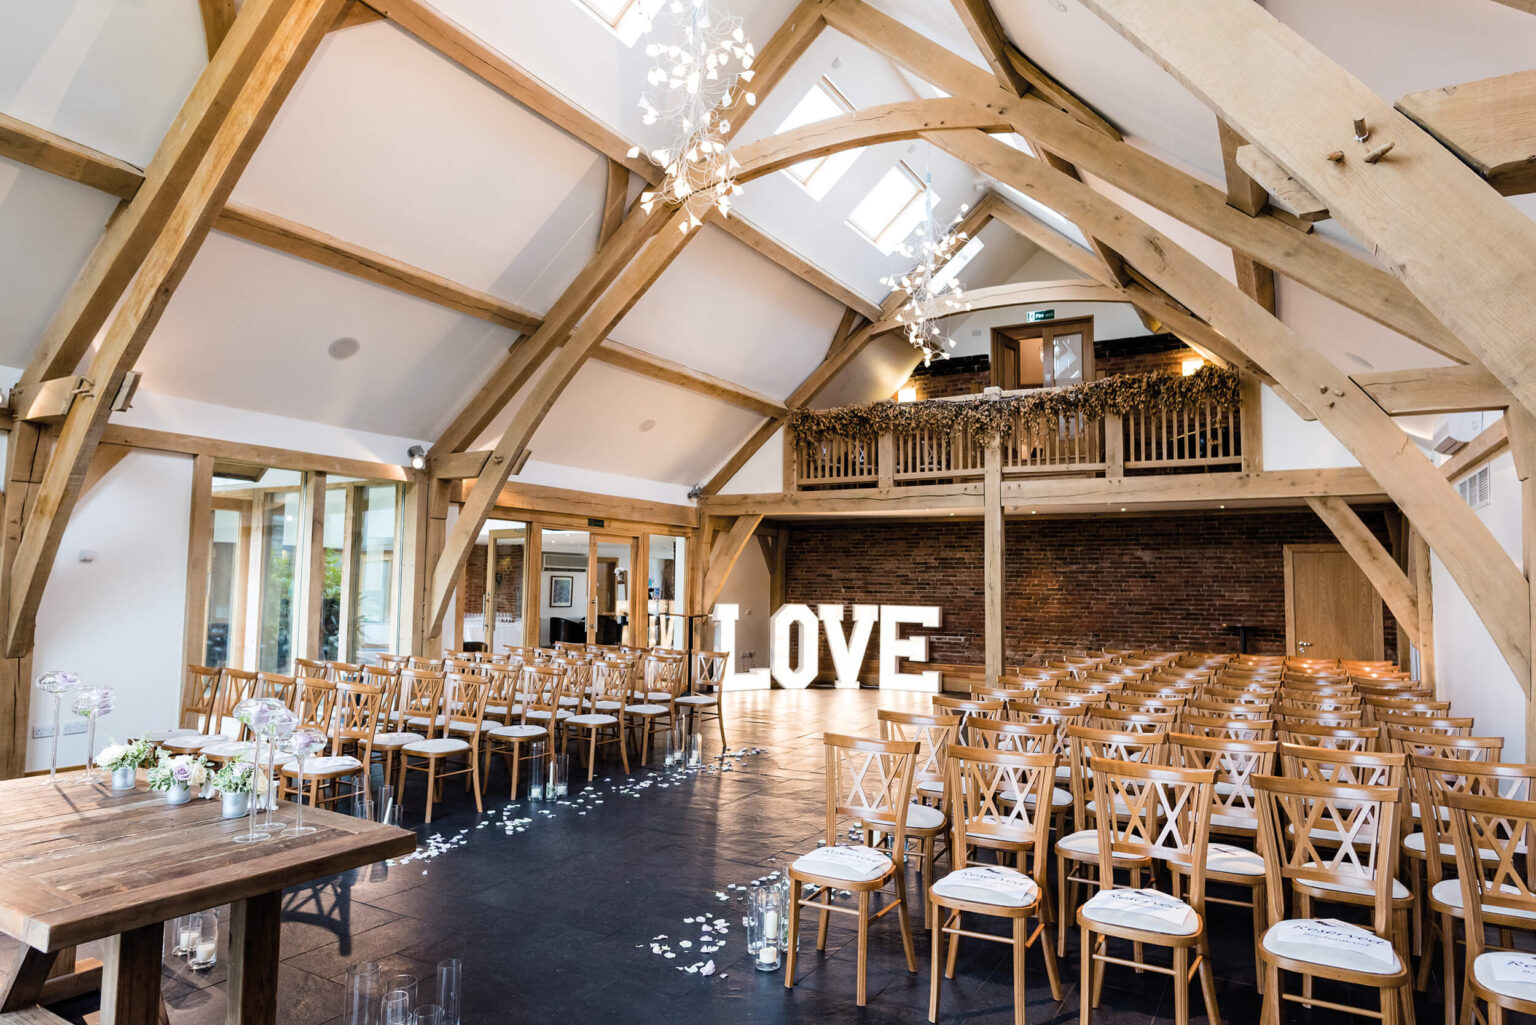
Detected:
left=100, top=923, right=162, bottom=1025
left=226, top=890, right=282, bottom=1025
left=0, top=944, right=59, bottom=1011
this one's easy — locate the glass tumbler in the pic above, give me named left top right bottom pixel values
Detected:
left=342, top=961, right=382, bottom=1025
left=435, top=958, right=462, bottom=1025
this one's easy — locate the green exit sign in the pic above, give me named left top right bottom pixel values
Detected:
left=1028, top=309, right=1055, bottom=322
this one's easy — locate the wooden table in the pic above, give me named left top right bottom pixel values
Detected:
left=0, top=773, right=415, bottom=1025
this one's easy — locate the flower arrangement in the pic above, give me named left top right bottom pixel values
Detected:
left=147, top=753, right=211, bottom=794
left=788, top=365, right=1243, bottom=443
left=210, top=758, right=257, bottom=795
left=95, top=737, right=153, bottom=771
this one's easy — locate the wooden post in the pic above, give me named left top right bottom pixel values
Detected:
left=523, top=520, right=542, bottom=649
left=1410, top=529, right=1436, bottom=695
left=420, top=479, right=452, bottom=656
left=1103, top=412, right=1124, bottom=478
left=878, top=431, right=895, bottom=489
left=100, top=923, right=163, bottom=1025
left=984, top=439, right=1005, bottom=684
left=183, top=454, right=214, bottom=669
left=633, top=533, right=648, bottom=647
left=769, top=524, right=789, bottom=613
left=397, top=479, right=427, bottom=655
left=226, top=890, right=282, bottom=1025
left=783, top=427, right=798, bottom=493
left=296, top=471, right=326, bottom=661
left=1240, top=371, right=1264, bottom=472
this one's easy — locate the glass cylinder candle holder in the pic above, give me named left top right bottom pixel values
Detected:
left=687, top=732, right=702, bottom=769
left=550, top=754, right=567, bottom=799
left=187, top=911, right=218, bottom=971
left=35, top=671, right=79, bottom=785
left=526, top=743, right=544, bottom=802
left=747, top=882, right=782, bottom=971
left=342, top=961, right=382, bottom=1025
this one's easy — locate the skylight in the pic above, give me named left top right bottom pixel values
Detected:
left=775, top=78, right=859, bottom=200
left=930, top=235, right=983, bottom=291
left=847, top=162, right=930, bottom=255
left=574, top=0, right=657, bottom=46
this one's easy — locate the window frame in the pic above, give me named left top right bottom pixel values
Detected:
left=847, top=161, right=928, bottom=252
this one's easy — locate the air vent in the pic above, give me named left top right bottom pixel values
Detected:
left=542, top=552, right=587, bottom=571
left=1457, top=466, right=1491, bottom=510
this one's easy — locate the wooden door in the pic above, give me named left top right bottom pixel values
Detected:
left=1284, top=544, right=1383, bottom=659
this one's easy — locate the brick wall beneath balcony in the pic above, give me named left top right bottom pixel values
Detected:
left=461, top=541, right=524, bottom=618
left=781, top=510, right=1399, bottom=666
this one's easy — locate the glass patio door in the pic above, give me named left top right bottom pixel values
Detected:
left=483, top=526, right=528, bottom=651
left=588, top=535, right=634, bottom=646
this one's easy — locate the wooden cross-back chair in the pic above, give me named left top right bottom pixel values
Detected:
left=198, top=668, right=262, bottom=765
left=1276, top=721, right=1380, bottom=751
left=562, top=658, right=630, bottom=782
left=877, top=709, right=961, bottom=925
left=622, top=655, right=677, bottom=764
left=1178, top=713, right=1274, bottom=742
left=1413, top=757, right=1536, bottom=1025
left=1056, top=725, right=1169, bottom=958
left=294, top=677, right=339, bottom=733
left=1443, top=790, right=1536, bottom=1025
left=399, top=674, right=490, bottom=823
left=673, top=649, right=728, bottom=749
left=786, top=734, right=920, bottom=1007
left=1367, top=697, right=1454, bottom=728
left=928, top=745, right=1063, bottom=1025
left=1078, top=757, right=1220, bottom=1025
left=293, top=658, right=329, bottom=680
left=484, top=664, right=567, bottom=799
left=1252, top=774, right=1412, bottom=1024
left=1170, top=732, right=1278, bottom=986
left=1030, top=689, right=1108, bottom=710
left=369, top=666, right=432, bottom=788
left=326, top=661, right=365, bottom=683
left=966, top=718, right=1071, bottom=856
left=281, top=678, right=380, bottom=809
left=155, top=665, right=225, bottom=754
left=1088, top=707, right=1177, bottom=734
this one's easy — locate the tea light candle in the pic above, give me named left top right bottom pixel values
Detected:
left=179, top=928, right=196, bottom=953
left=193, top=941, right=216, bottom=965
left=757, top=945, right=779, bottom=967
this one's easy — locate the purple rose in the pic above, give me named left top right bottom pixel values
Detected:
left=172, top=763, right=192, bottom=783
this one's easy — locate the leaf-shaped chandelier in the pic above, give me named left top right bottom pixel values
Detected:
left=628, top=0, right=757, bottom=231
left=880, top=171, right=973, bottom=366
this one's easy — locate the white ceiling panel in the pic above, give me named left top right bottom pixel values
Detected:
left=530, top=360, right=766, bottom=485
left=0, top=0, right=204, bottom=165
left=136, top=233, right=518, bottom=440
left=615, top=225, right=846, bottom=400
left=234, top=21, right=606, bottom=315
left=0, top=159, right=116, bottom=367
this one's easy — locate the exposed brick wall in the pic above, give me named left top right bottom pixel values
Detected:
left=782, top=510, right=1399, bottom=665
left=462, top=541, right=524, bottom=617
left=899, top=354, right=990, bottom=400
left=1095, top=334, right=1200, bottom=378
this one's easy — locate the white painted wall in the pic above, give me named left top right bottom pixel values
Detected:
left=1429, top=450, right=1527, bottom=761
left=28, top=450, right=192, bottom=771
left=716, top=538, right=772, bottom=673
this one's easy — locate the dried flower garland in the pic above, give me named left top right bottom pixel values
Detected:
left=789, top=365, right=1241, bottom=442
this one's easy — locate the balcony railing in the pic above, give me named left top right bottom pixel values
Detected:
left=789, top=385, right=1250, bottom=491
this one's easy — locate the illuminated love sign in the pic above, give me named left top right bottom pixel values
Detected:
left=713, top=603, right=942, bottom=693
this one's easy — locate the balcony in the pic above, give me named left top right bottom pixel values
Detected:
left=787, top=369, right=1256, bottom=492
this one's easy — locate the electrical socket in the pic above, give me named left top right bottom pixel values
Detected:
left=62, top=721, right=87, bottom=735
left=30, top=724, right=54, bottom=739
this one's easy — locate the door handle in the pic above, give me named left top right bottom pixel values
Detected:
left=1298, top=641, right=1312, bottom=648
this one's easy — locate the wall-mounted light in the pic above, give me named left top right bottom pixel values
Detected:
left=1181, top=356, right=1205, bottom=377
left=406, top=445, right=426, bottom=470
left=897, top=386, right=917, bottom=403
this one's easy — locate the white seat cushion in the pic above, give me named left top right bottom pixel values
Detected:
left=447, top=721, right=495, bottom=733
left=647, top=691, right=673, bottom=702
left=931, top=866, right=1039, bottom=908
left=1261, top=918, right=1401, bottom=975
left=1204, top=842, right=1266, bottom=877
left=1403, top=831, right=1454, bottom=858
left=917, top=779, right=945, bottom=796
left=1300, top=863, right=1409, bottom=901
left=403, top=737, right=471, bottom=756
left=1056, top=829, right=1145, bottom=861
left=162, top=734, right=229, bottom=751
left=143, top=728, right=202, bottom=742
left=280, top=755, right=361, bottom=775
left=593, top=700, right=623, bottom=712
left=372, top=731, right=424, bottom=748
left=1473, top=951, right=1536, bottom=1002
left=903, top=801, right=946, bottom=831
left=526, top=709, right=572, bottom=721
left=202, top=741, right=256, bottom=760
left=566, top=713, right=618, bottom=727
left=1430, top=879, right=1536, bottom=921
left=792, top=845, right=892, bottom=882
left=558, top=696, right=581, bottom=707
left=675, top=694, right=717, bottom=706
left=1210, top=810, right=1259, bottom=832
left=1081, top=888, right=1199, bottom=935
left=488, top=724, right=547, bottom=741
left=626, top=703, right=669, bottom=715
left=406, top=715, right=449, bottom=729
left=1021, top=787, right=1073, bottom=809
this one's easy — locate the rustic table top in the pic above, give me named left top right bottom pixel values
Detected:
left=0, top=772, right=415, bottom=952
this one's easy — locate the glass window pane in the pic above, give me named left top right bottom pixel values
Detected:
left=848, top=164, right=926, bottom=251
left=1053, top=331, right=1085, bottom=385
left=540, top=529, right=590, bottom=646
left=647, top=534, right=686, bottom=649
left=205, top=507, right=243, bottom=668
left=593, top=539, right=631, bottom=646
left=257, top=490, right=301, bottom=673
left=320, top=487, right=347, bottom=661
left=349, top=485, right=399, bottom=665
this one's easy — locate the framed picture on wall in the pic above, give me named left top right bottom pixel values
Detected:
left=549, top=576, right=573, bottom=608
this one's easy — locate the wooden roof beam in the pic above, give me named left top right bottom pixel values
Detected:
left=930, top=126, right=1530, bottom=691
left=820, top=0, right=1471, bottom=365
left=1355, top=366, right=1514, bottom=416
left=949, top=0, right=1030, bottom=94
left=1397, top=69, right=1536, bottom=197
left=1076, top=0, right=1536, bottom=424
left=1306, top=496, right=1420, bottom=648
left=0, top=113, right=142, bottom=201
left=6, top=0, right=346, bottom=656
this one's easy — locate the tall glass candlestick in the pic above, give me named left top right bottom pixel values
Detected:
left=35, top=672, right=78, bottom=785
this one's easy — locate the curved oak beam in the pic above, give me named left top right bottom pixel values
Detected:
left=732, top=98, right=1009, bottom=183
left=820, top=0, right=1471, bottom=365
left=1076, top=0, right=1536, bottom=423
left=930, top=127, right=1530, bottom=688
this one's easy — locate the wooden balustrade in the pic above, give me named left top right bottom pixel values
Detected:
left=790, top=389, right=1247, bottom=491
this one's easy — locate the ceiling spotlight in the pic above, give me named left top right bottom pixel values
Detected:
left=687, top=484, right=704, bottom=500
left=327, top=336, right=361, bottom=360
left=407, top=445, right=426, bottom=470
